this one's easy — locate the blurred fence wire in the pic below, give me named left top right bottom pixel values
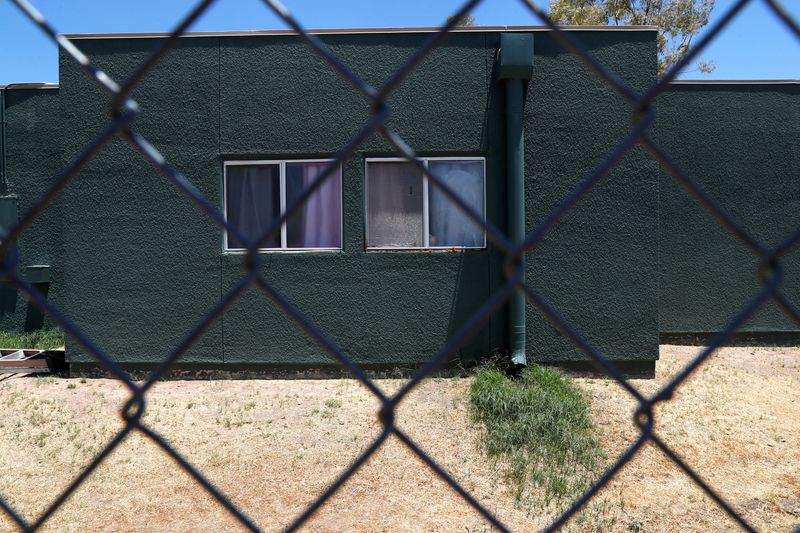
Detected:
left=1, top=0, right=798, bottom=531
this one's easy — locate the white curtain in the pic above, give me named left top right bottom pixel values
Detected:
left=366, top=162, right=424, bottom=247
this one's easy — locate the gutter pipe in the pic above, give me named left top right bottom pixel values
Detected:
left=498, top=33, right=534, bottom=368
left=0, top=87, right=6, bottom=195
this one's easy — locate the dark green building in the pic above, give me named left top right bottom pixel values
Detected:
left=0, top=26, right=797, bottom=373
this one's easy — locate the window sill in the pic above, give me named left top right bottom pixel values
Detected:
left=223, top=248, right=343, bottom=255
left=365, top=247, right=486, bottom=253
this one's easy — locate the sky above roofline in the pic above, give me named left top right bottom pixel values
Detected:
left=1, top=0, right=798, bottom=85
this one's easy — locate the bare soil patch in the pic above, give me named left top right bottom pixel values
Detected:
left=0, top=345, right=797, bottom=532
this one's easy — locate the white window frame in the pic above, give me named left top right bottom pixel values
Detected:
left=365, top=156, right=487, bottom=251
left=223, top=159, right=343, bottom=253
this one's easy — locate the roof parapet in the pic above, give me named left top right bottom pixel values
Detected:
left=670, top=79, right=799, bottom=85
left=0, top=83, right=59, bottom=90
left=62, top=24, right=658, bottom=40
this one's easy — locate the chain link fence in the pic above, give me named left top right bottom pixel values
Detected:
left=1, top=0, right=798, bottom=531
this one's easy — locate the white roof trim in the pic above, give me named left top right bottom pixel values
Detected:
left=62, top=25, right=658, bottom=40
left=670, top=80, right=800, bottom=85
left=0, top=83, right=59, bottom=90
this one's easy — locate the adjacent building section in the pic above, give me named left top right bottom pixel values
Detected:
left=0, top=84, right=62, bottom=334
left=657, top=81, right=800, bottom=341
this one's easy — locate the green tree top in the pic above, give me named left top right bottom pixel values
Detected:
left=549, top=0, right=716, bottom=76
left=447, top=14, right=477, bottom=26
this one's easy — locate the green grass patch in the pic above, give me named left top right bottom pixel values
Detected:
left=469, top=364, right=605, bottom=507
left=0, top=329, right=64, bottom=350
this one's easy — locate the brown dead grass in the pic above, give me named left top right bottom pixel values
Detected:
left=0, top=345, right=797, bottom=532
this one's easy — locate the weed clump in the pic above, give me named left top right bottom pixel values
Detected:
left=0, top=328, right=64, bottom=350
left=469, top=364, right=605, bottom=506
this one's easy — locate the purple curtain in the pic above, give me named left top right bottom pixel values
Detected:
left=226, top=165, right=280, bottom=249
left=286, top=162, right=342, bottom=248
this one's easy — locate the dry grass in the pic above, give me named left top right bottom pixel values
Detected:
left=0, top=345, right=797, bottom=532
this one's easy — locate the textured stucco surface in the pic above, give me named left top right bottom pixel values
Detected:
left=58, top=39, right=224, bottom=363
left=657, top=84, right=800, bottom=334
left=52, top=30, right=658, bottom=366
left=0, top=88, right=63, bottom=333
left=524, top=31, right=659, bottom=362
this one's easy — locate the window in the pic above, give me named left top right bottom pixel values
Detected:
left=365, top=157, right=486, bottom=249
left=224, top=160, right=342, bottom=251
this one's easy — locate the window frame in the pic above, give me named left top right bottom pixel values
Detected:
left=364, top=156, right=487, bottom=251
left=222, top=159, right=344, bottom=253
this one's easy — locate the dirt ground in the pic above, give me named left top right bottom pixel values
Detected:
left=0, top=345, right=797, bottom=532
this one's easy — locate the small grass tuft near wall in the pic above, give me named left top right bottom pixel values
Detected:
left=0, top=328, right=64, bottom=350
left=469, top=364, right=605, bottom=507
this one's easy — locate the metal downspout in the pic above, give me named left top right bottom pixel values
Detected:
left=506, top=78, right=526, bottom=367
left=0, top=87, right=6, bottom=195
left=498, top=33, right=534, bottom=369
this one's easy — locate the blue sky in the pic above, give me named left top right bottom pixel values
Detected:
left=0, top=0, right=798, bottom=84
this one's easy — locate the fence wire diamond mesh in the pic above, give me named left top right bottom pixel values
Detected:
left=1, top=0, right=798, bottom=531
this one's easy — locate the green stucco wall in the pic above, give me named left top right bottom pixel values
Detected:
left=51, top=29, right=658, bottom=367
left=523, top=31, right=658, bottom=363
left=657, top=83, right=800, bottom=336
left=0, top=87, right=63, bottom=334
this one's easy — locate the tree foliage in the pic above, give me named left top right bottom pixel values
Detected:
left=447, top=13, right=477, bottom=26
left=549, top=0, right=716, bottom=76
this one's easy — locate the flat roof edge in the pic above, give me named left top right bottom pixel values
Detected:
left=62, top=24, right=658, bottom=40
left=670, top=80, right=800, bottom=85
left=0, top=83, right=59, bottom=90
left=3, top=81, right=793, bottom=90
